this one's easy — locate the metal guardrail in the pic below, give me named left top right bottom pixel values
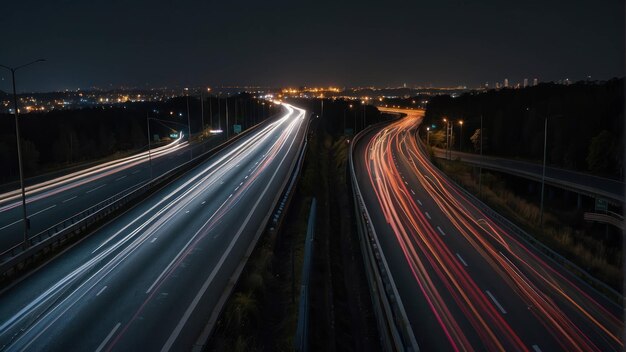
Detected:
left=0, top=122, right=266, bottom=280
left=295, top=197, right=316, bottom=352
left=349, top=122, right=420, bottom=352
left=583, top=212, right=625, bottom=230
left=420, top=141, right=625, bottom=306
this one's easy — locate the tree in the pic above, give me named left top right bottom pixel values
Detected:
left=586, top=130, right=615, bottom=174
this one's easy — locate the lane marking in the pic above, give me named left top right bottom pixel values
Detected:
left=96, top=286, right=108, bottom=296
left=150, top=238, right=158, bottom=243
left=417, top=199, right=422, bottom=206
left=185, top=210, right=190, bottom=214
left=532, top=345, right=542, bottom=352
left=0, top=198, right=57, bottom=230
left=436, top=226, right=446, bottom=236
left=456, top=253, right=468, bottom=267
left=31, top=204, right=57, bottom=217
left=486, top=290, right=507, bottom=314
left=62, top=196, right=77, bottom=203
left=115, top=175, right=127, bottom=181
left=424, top=211, right=431, bottom=219
left=201, top=201, right=206, bottom=205
left=410, top=189, right=415, bottom=195
left=95, top=322, right=121, bottom=352
left=132, top=169, right=141, bottom=175
left=86, top=184, right=107, bottom=194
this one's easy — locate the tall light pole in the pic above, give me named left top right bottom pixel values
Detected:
left=184, top=88, right=192, bottom=160
left=426, top=127, right=431, bottom=145
left=478, top=115, right=483, bottom=198
left=146, top=112, right=153, bottom=181
left=207, top=88, right=212, bottom=130
left=0, top=58, right=45, bottom=248
left=539, top=114, right=563, bottom=226
left=200, top=89, right=205, bottom=136
left=458, top=120, right=464, bottom=151
left=443, top=117, right=449, bottom=160
left=225, top=93, right=230, bottom=139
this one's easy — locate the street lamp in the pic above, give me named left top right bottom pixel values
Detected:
left=539, top=114, right=564, bottom=226
left=184, top=88, right=192, bottom=160
left=0, top=58, right=45, bottom=248
left=443, top=117, right=450, bottom=160
left=458, top=120, right=463, bottom=151
left=426, top=127, right=431, bottom=145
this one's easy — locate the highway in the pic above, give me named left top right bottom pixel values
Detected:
left=430, top=147, right=624, bottom=204
left=352, top=108, right=623, bottom=351
left=0, top=103, right=308, bottom=351
left=0, top=130, right=226, bottom=254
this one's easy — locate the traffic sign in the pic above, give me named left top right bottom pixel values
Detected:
left=595, top=198, right=608, bottom=212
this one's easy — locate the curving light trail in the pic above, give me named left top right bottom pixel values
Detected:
left=359, top=108, right=622, bottom=351
left=0, top=133, right=187, bottom=212
left=0, top=103, right=307, bottom=351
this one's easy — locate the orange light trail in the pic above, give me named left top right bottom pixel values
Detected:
left=359, top=109, right=623, bottom=351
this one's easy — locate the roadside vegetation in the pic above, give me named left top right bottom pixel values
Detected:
left=432, top=156, right=622, bottom=291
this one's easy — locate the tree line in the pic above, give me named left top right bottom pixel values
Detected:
left=422, top=79, right=624, bottom=179
left=0, top=94, right=273, bottom=183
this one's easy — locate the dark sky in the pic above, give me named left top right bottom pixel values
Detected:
left=1, top=0, right=623, bottom=92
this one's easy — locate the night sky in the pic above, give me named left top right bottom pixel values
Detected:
left=1, top=0, right=623, bottom=92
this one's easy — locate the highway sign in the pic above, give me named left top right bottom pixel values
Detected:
left=595, top=198, right=608, bottom=212
left=169, top=133, right=179, bottom=138
left=233, top=124, right=242, bottom=134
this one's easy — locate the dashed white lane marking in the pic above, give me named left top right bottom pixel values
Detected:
left=132, top=169, right=141, bottom=174
left=62, top=196, right=77, bottom=203
left=185, top=210, right=190, bottom=214
left=201, top=201, right=206, bottom=205
left=456, top=253, right=468, bottom=267
left=239, top=182, right=243, bottom=186
left=410, top=189, right=415, bottom=195
left=437, top=226, right=446, bottom=236
left=96, top=286, right=108, bottom=296
left=485, top=290, right=507, bottom=314
left=115, top=175, right=127, bottom=181
left=86, top=184, right=107, bottom=194
left=95, top=322, right=121, bottom=352
left=417, top=199, right=422, bottom=206
left=424, top=211, right=431, bottom=219
left=151, top=237, right=157, bottom=243
left=531, top=345, right=542, bottom=352
left=31, top=204, right=57, bottom=217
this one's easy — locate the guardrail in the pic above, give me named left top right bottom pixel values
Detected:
left=0, top=120, right=268, bottom=281
left=419, top=140, right=625, bottom=306
left=295, top=197, right=316, bottom=352
left=349, top=123, right=420, bottom=352
left=583, top=212, right=625, bottom=230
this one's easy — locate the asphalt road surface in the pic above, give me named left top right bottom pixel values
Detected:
left=0, top=130, right=231, bottom=253
left=0, top=103, right=308, bottom=351
left=352, top=108, right=622, bottom=351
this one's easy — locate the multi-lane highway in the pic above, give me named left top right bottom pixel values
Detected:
left=0, top=130, right=226, bottom=253
left=352, top=108, right=622, bottom=351
left=0, top=103, right=308, bottom=351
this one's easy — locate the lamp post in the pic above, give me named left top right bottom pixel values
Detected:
left=426, top=127, right=431, bottom=145
left=207, top=88, right=212, bottom=130
left=0, top=59, right=45, bottom=248
left=443, top=117, right=450, bottom=160
left=478, top=115, right=483, bottom=198
left=539, top=114, right=564, bottom=226
left=146, top=112, right=153, bottom=181
left=200, top=89, right=205, bottom=136
left=458, top=120, right=464, bottom=151
left=184, top=88, right=192, bottom=160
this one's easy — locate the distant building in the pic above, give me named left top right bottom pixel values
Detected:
left=504, top=78, right=509, bottom=88
left=496, top=82, right=501, bottom=89
left=533, top=78, right=538, bottom=86
left=523, top=78, right=528, bottom=88
left=484, top=82, right=489, bottom=89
